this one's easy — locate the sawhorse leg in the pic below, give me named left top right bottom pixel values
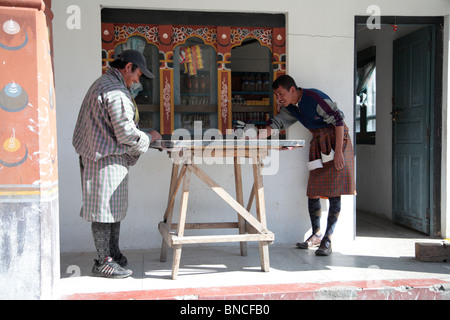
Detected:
left=234, top=156, right=247, bottom=256
left=160, top=163, right=179, bottom=262
left=253, top=159, right=270, bottom=272
left=160, top=163, right=187, bottom=262
left=171, top=167, right=191, bottom=279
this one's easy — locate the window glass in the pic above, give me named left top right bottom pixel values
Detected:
left=173, top=37, right=218, bottom=132
left=114, top=36, right=160, bottom=105
left=356, top=46, right=376, bottom=144
left=114, top=36, right=160, bottom=130
left=230, top=38, right=272, bottom=127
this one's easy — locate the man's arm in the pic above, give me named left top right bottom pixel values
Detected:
left=257, top=108, right=296, bottom=139
left=147, top=129, right=162, bottom=142
left=334, top=125, right=345, bottom=170
left=107, top=90, right=150, bottom=154
left=257, top=126, right=273, bottom=139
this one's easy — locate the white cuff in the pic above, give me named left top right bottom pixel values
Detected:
left=307, top=159, right=323, bottom=171
left=321, top=149, right=335, bottom=163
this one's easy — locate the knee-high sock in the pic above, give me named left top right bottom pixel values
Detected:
left=325, top=196, right=341, bottom=238
left=91, top=222, right=111, bottom=261
left=109, top=222, right=121, bottom=259
left=308, top=198, right=322, bottom=235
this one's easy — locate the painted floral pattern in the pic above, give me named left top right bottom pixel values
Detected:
left=115, top=25, right=159, bottom=45
left=230, top=28, right=272, bottom=49
left=172, top=26, right=217, bottom=47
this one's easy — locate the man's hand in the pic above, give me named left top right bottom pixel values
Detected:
left=334, top=126, right=345, bottom=170
left=148, top=130, right=162, bottom=142
left=334, top=149, right=345, bottom=170
left=256, top=126, right=273, bottom=139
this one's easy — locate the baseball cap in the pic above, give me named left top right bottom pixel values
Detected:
left=116, top=50, right=155, bottom=79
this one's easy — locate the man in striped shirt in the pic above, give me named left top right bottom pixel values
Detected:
left=73, top=50, right=161, bottom=278
left=259, top=75, right=355, bottom=256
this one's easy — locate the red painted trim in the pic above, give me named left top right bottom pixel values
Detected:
left=63, top=278, right=450, bottom=300
left=0, top=0, right=53, bottom=19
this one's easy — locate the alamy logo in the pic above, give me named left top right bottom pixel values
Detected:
left=66, top=5, right=81, bottom=30
left=366, top=5, right=381, bottom=30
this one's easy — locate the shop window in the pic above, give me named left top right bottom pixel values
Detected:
left=114, top=35, right=160, bottom=131
left=101, top=9, right=285, bottom=135
left=230, top=38, right=273, bottom=128
left=173, top=36, right=218, bottom=132
left=356, top=46, right=376, bottom=144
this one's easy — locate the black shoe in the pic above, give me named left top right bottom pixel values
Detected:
left=296, top=233, right=323, bottom=249
left=91, top=256, right=132, bottom=278
left=114, top=253, right=128, bottom=267
left=315, top=237, right=332, bottom=256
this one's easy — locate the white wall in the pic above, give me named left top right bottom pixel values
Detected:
left=52, top=0, right=450, bottom=253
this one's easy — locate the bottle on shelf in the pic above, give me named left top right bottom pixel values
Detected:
left=192, top=76, right=199, bottom=93
left=263, top=73, right=270, bottom=92
left=199, top=74, right=206, bottom=93
left=248, top=73, right=255, bottom=92
left=255, top=73, right=262, bottom=92
left=186, top=75, right=192, bottom=92
left=241, top=73, right=249, bottom=92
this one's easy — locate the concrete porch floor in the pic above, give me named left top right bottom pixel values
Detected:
left=57, top=212, right=450, bottom=300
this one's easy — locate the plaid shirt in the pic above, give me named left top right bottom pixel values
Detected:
left=72, top=67, right=150, bottom=163
left=73, top=67, right=150, bottom=222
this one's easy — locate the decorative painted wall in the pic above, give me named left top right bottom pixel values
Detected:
left=0, top=6, right=57, bottom=197
left=101, top=22, right=285, bottom=134
left=0, top=0, right=59, bottom=299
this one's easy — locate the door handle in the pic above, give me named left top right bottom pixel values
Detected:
left=391, top=110, right=402, bottom=122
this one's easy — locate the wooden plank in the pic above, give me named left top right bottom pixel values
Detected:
left=150, top=139, right=305, bottom=150
left=164, top=163, right=180, bottom=220
left=158, top=222, right=175, bottom=247
left=170, top=222, right=239, bottom=229
left=245, top=221, right=258, bottom=234
left=161, top=164, right=188, bottom=262
left=246, top=183, right=255, bottom=212
left=171, top=232, right=274, bottom=245
left=234, top=156, right=247, bottom=256
left=160, top=163, right=181, bottom=262
left=187, top=148, right=268, bottom=159
left=415, top=242, right=450, bottom=262
left=187, top=163, right=269, bottom=235
left=252, top=160, right=270, bottom=272
left=160, top=222, right=274, bottom=245
left=259, top=242, right=270, bottom=272
left=163, top=164, right=188, bottom=222
left=172, top=168, right=191, bottom=280
left=176, top=169, right=191, bottom=238
left=172, top=247, right=182, bottom=280
left=253, top=161, right=267, bottom=225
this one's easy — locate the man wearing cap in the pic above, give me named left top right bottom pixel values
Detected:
left=73, top=50, right=161, bottom=278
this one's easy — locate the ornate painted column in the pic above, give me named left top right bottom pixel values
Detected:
left=217, top=26, right=232, bottom=132
left=158, top=25, right=174, bottom=135
left=272, top=27, right=286, bottom=115
left=0, top=0, right=59, bottom=299
left=101, top=23, right=115, bottom=73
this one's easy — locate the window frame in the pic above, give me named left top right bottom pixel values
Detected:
left=356, top=46, right=376, bottom=145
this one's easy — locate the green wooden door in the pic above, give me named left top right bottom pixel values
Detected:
left=393, top=26, right=434, bottom=234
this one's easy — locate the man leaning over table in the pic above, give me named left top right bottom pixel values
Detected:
left=258, top=75, right=356, bottom=256
left=73, top=50, right=161, bottom=278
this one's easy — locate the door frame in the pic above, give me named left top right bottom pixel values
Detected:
left=354, top=16, right=444, bottom=237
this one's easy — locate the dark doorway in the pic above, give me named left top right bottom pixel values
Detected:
left=354, top=16, right=443, bottom=237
